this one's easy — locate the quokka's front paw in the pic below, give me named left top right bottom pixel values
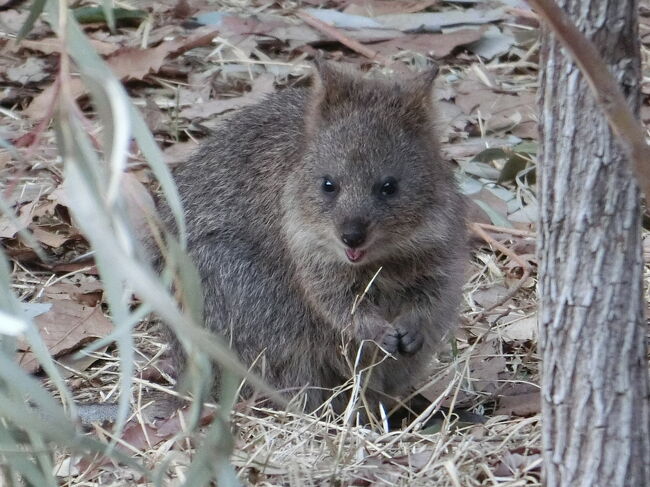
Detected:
left=370, top=325, right=423, bottom=356
left=379, top=326, right=401, bottom=355
left=391, top=315, right=425, bottom=355
left=394, top=324, right=423, bottom=355
left=354, top=316, right=400, bottom=354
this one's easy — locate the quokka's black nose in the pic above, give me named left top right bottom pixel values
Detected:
left=341, top=230, right=366, bottom=248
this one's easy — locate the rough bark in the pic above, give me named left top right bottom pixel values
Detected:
left=538, top=1, right=650, bottom=486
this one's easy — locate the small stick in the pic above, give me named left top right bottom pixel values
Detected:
left=468, top=222, right=532, bottom=325
left=506, top=7, right=540, bottom=21
left=471, top=223, right=530, bottom=271
left=474, top=222, right=536, bottom=238
left=296, top=11, right=389, bottom=65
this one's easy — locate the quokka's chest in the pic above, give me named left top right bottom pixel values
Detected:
left=349, top=271, right=414, bottom=317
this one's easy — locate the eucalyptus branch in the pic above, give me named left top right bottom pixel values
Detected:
left=526, top=0, right=650, bottom=198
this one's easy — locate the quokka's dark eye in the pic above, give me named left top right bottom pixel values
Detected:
left=322, top=177, right=337, bottom=193
left=380, top=178, right=398, bottom=197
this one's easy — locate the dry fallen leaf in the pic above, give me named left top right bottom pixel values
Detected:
left=163, top=139, right=200, bottom=167
left=75, top=406, right=214, bottom=472
left=31, top=227, right=71, bottom=248
left=499, top=312, right=538, bottom=342
left=6, top=57, right=50, bottom=85
left=4, top=37, right=119, bottom=56
left=421, top=337, right=509, bottom=406
left=492, top=447, right=542, bottom=477
left=179, top=73, right=276, bottom=120
left=472, top=284, right=510, bottom=309
left=466, top=25, right=516, bottom=60
left=51, top=262, right=99, bottom=274
left=375, top=8, right=506, bottom=32
left=443, top=136, right=520, bottom=161
left=470, top=354, right=507, bottom=395
left=511, top=120, right=538, bottom=139
left=0, top=200, right=37, bottom=238
left=344, top=0, right=438, bottom=17
left=369, top=27, right=486, bottom=59
left=43, top=280, right=104, bottom=303
left=495, top=391, right=541, bottom=417
left=16, top=301, right=113, bottom=373
left=455, top=78, right=537, bottom=133
left=388, top=449, right=435, bottom=471
left=56, top=343, right=109, bottom=379
left=25, top=26, right=220, bottom=119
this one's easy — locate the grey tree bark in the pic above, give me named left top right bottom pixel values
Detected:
left=538, top=0, right=650, bottom=486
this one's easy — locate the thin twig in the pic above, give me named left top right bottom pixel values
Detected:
left=296, top=11, right=389, bottom=65
left=469, top=223, right=532, bottom=325
left=474, top=222, right=536, bottom=238
left=506, top=7, right=540, bottom=21
left=471, top=223, right=530, bottom=276
left=525, top=0, right=650, bottom=198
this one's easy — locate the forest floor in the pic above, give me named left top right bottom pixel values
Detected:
left=1, top=0, right=649, bottom=485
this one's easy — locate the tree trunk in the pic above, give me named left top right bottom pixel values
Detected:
left=538, top=1, right=650, bottom=486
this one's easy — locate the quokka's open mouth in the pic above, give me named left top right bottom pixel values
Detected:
left=345, top=248, right=366, bottom=262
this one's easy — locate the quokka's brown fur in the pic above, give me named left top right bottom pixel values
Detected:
left=164, top=61, right=467, bottom=417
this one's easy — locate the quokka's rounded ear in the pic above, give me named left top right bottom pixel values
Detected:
left=311, top=57, right=346, bottom=95
left=419, top=63, right=440, bottom=84
left=398, top=64, right=440, bottom=128
left=309, top=58, right=358, bottom=119
left=312, top=56, right=336, bottom=83
left=409, top=63, right=440, bottom=98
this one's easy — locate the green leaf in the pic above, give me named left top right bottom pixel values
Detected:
left=472, top=199, right=514, bottom=228
left=461, top=161, right=501, bottom=180
left=72, top=6, right=147, bottom=25
left=166, top=235, right=204, bottom=325
left=0, top=425, right=52, bottom=487
left=130, top=105, right=187, bottom=247
left=471, top=147, right=508, bottom=163
left=456, top=171, right=483, bottom=195
left=17, top=0, right=46, bottom=41
left=497, top=153, right=529, bottom=184
left=513, top=141, right=538, bottom=155
left=102, top=0, right=116, bottom=32
left=419, top=417, right=444, bottom=435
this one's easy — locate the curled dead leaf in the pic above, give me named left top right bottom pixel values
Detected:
left=16, top=301, right=113, bottom=373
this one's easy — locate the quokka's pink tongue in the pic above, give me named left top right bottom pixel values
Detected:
left=345, top=248, right=365, bottom=262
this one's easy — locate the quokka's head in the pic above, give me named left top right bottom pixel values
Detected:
left=282, top=61, right=461, bottom=267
